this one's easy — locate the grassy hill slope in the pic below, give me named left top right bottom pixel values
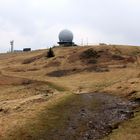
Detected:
left=0, top=45, right=140, bottom=139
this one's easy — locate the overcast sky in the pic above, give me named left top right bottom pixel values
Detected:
left=0, top=0, right=140, bottom=52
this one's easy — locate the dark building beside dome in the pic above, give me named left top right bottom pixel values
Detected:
left=58, top=29, right=75, bottom=46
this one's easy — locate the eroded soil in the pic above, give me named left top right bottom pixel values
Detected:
left=44, top=93, right=138, bottom=140
left=5, top=93, right=138, bottom=140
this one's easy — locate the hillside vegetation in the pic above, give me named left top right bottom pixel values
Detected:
left=0, top=45, right=140, bottom=140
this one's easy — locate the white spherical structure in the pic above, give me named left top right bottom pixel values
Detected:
left=59, top=29, right=73, bottom=42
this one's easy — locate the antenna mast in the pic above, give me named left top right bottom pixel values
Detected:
left=10, top=40, right=14, bottom=53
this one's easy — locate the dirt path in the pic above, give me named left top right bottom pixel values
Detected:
left=5, top=92, right=138, bottom=140
left=0, top=94, right=49, bottom=110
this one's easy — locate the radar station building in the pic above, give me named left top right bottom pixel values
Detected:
left=58, top=29, right=75, bottom=46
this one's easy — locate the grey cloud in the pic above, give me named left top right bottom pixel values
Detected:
left=0, top=0, right=140, bottom=52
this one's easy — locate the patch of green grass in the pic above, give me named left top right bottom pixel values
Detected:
left=94, top=80, right=121, bottom=91
left=5, top=93, right=73, bottom=140
left=130, top=47, right=140, bottom=56
left=113, top=46, right=122, bottom=55
left=45, top=81, right=68, bottom=92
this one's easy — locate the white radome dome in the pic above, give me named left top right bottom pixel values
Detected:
left=59, top=29, right=73, bottom=42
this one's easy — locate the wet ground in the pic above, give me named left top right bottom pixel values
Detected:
left=43, top=93, right=138, bottom=140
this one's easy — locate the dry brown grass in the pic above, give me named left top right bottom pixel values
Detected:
left=0, top=45, right=139, bottom=139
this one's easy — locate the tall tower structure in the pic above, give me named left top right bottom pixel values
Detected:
left=10, top=40, right=14, bottom=52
